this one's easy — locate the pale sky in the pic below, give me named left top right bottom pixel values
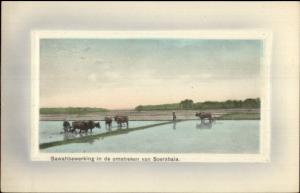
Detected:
left=40, top=39, right=262, bottom=109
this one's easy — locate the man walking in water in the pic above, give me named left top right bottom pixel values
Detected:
left=172, top=112, right=176, bottom=121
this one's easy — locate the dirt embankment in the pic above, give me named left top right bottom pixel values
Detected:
left=40, top=109, right=260, bottom=121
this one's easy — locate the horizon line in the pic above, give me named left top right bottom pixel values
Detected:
left=40, top=97, right=260, bottom=110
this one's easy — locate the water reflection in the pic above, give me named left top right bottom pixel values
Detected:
left=171, top=121, right=213, bottom=130
left=106, top=126, right=112, bottom=132
left=63, top=132, right=96, bottom=144
left=85, top=138, right=95, bottom=144
left=196, top=122, right=213, bottom=129
left=63, top=132, right=77, bottom=140
left=172, top=122, right=177, bottom=130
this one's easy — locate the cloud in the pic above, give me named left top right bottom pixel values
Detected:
left=103, top=71, right=121, bottom=79
left=94, top=59, right=112, bottom=65
left=94, top=60, right=105, bottom=65
left=87, top=73, right=97, bottom=82
left=200, top=73, right=213, bottom=79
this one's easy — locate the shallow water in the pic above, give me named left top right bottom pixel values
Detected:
left=40, top=120, right=259, bottom=153
left=39, top=120, right=167, bottom=143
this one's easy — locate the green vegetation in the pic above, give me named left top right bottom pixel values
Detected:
left=217, top=112, right=260, bottom=120
left=135, top=98, right=260, bottom=111
left=179, top=99, right=194, bottom=109
left=135, top=103, right=180, bottom=111
left=40, top=107, right=108, bottom=114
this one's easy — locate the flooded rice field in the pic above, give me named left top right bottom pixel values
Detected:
left=39, top=120, right=259, bottom=154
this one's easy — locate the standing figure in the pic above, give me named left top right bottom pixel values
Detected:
left=172, top=112, right=176, bottom=121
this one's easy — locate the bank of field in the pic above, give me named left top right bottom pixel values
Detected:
left=217, top=112, right=260, bottom=120
left=40, top=108, right=260, bottom=121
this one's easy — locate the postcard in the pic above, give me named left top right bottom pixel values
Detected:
left=31, top=30, right=272, bottom=162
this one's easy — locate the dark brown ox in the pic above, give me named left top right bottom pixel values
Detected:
left=104, top=117, right=112, bottom=129
left=114, top=115, right=129, bottom=128
left=71, top=120, right=100, bottom=133
left=195, top=112, right=213, bottom=123
left=63, top=120, right=71, bottom=132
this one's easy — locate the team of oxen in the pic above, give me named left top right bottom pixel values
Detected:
left=62, top=115, right=128, bottom=133
left=62, top=112, right=213, bottom=133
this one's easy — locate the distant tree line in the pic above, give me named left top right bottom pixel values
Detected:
left=40, top=107, right=108, bottom=114
left=135, top=98, right=260, bottom=111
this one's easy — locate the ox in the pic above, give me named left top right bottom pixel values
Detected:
left=71, top=120, right=100, bottom=133
left=104, top=117, right=113, bottom=129
left=63, top=120, right=72, bottom=132
left=195, top=112, right=213, bottom=123
left=114, top=115, right=129, bottom=128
